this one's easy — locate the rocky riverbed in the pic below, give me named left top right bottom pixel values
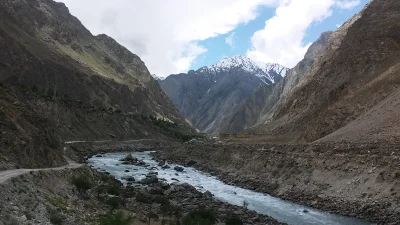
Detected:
left=90, top=152, right=285, bottom=225
left=0, top=164, right=283, bottom=225
left=89, top=151, right=372, bottom=225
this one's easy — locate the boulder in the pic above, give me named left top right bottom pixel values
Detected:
left=147, top=171, right=158, bottom=177
left=204, top=191, right=213, bottom=198
left=158, top=160, right=166, bottom=166
left=120, top=153, right=137, bottom=163
left=148, top=187, right=164, bottom=195
left=141, top=176, right=158, bottom=185
left=122, top=176, right=135, bottom=182
left=137, top=160, right=146, bottom=166
left=161, top=165, right=170, bottom=169
left=174, top=166, right=184, bottom=172
left=160, top=182, right=170, bottom=190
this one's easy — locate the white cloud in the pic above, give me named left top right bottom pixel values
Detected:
left=247, top=0, right=362, bottom=68
left=336, top=0, right=361, bottom=9
left=57, top=0, right=277, bottom=77
left=225, top=32, right=236, bottom=48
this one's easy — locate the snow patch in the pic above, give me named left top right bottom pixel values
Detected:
left=151, top=74, right=165, bottom=80
left=199, top=56, right=289, bottom=84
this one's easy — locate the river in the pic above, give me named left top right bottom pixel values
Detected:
left=89, top=151, right=370, bottom=225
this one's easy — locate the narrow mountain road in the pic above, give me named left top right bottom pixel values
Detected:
left=0, top=161, right=81, bottom=184
left=64, top=139, right=155, bottom=144
left=0, top=138, right=155, bottom=184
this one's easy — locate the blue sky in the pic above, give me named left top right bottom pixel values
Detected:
left=191, top=0, right=369, bottom=71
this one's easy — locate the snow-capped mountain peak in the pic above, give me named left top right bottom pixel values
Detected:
left=200, top=56, right=289, bottom=84
left=151, top=74, right=165, bottom=81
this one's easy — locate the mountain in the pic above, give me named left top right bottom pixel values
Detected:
left=245, top=0, right=400, bottom=144
left=200, top=56, right=288, bottom=84
left=220, top=32, right=333, bottom=134
left=0, top=0, right=194, bottom=169
left=158, top=56, right=288, bottom=133
left=151, top=74, right=165, bottom=81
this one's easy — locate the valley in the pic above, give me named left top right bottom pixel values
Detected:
left=1, top=0, right=400, bottom=224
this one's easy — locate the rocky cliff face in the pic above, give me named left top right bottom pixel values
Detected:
left=158, top=56, right=288, bottom=133
left=249, top=0, right=400, bottom=143
left=220, top=32, right=332, bottom=134
left=0, top=0, right=194, bottom=169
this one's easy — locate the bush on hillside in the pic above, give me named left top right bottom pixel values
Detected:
left=225, top=215, right=243, bottom=225
left=71, top=175, right=93, bottom=193
left=99, top=211, right=132, bottom=225
left=182, top=207, right=217, bottom=225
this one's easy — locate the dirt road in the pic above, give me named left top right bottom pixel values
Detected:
left=0, top=162, right=81, bottom=184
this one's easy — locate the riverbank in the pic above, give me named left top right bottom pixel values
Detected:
left=154, top=140, right=400, bottom=225
left=90, top=151, right=371, bottom=225
left=64, top=138, right=400, bottom=224
left=0, top=163, right=284, bottom=225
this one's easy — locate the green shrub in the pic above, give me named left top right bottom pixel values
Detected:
left=100, top=174, right=112, bottom=182
left=49, top=210, right=64, bottom=225
left=106, top=183, right=123, bottom=196
left=95, top=184, right=107, bottom=197
left=182, top=207, right=217, bottom=225
left=71, top=175, right=93, bottom=193
left=225, top=215, right=243, bottom=225
left=154, top=196, right=170, bottom=205
left=106, top=197, right=124, bottom=210
left=99, top=211, right=132, bottom=225
left=135, top=191, right=151, bottom=204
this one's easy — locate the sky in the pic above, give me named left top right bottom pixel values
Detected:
left=57, top=0, right=369, bottom=77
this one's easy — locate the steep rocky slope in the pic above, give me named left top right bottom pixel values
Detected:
left=159, top=56, right=288, bottom=133
left=0, top=0, right=194, bottom=170
left=220, top=32, right=332, bottom=134
left=248, top=0, right=400, bottom=143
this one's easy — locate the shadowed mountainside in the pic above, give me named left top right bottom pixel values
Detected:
left=159, top=56, right=288, bottom=133
left=0, top=0, right=195, bottom=169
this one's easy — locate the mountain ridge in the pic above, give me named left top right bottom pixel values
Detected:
left=199, top=55, right=289, bottom=84
left=158, top=55, right=289, bottom=133
left=219, top=31, right=333, bottom=134
left=0, top=0, right=195, bottom=170
left=244, top=0, right=400, bottom=144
